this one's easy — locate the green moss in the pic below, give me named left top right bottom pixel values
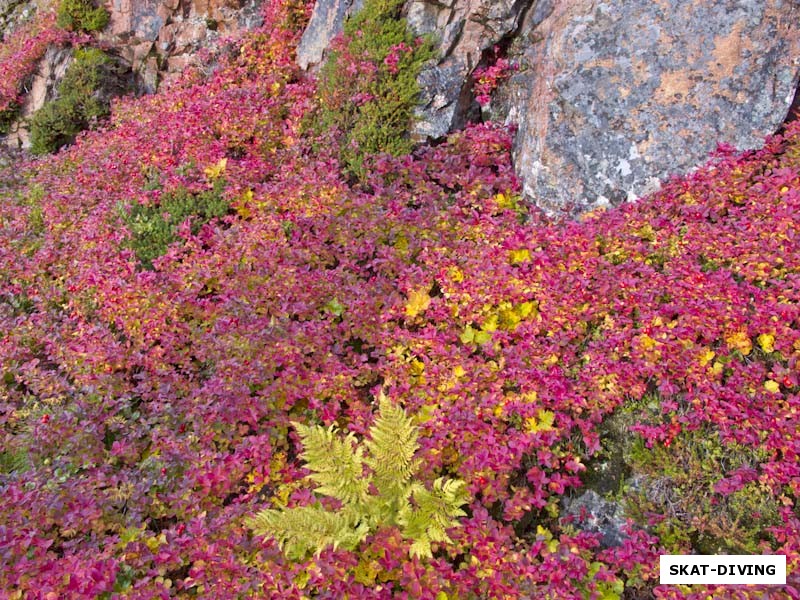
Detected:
left=29, top=48, right=122, bottom=155
left=614, top=398, right=781, bottom=555
left=56, top=0, right=109, bottom=32
left=312, top=0, right=434, bottom=180
left=123, top=180, right=230, bottom=269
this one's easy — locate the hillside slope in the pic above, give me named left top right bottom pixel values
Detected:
left=0, top=0, right=799, bottom=597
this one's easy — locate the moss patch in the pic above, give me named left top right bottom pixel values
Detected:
left=56, top=0, right=109, bottom=32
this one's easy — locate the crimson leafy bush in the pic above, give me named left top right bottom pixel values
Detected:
left=0, top=0, right=798, bottom=597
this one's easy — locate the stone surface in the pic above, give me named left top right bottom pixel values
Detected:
left=103, top=0, right=265, bottom=92
left=4, top=45, right=72, bottom=148
left=562, top=490, right=628, bottom=548
left=497, top=0, right=800, bottom=213
left=406, top=0, right=531, bottom=139
left=295, top=0, right=361, bottom=70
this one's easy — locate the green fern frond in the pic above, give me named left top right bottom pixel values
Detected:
left=293, top=421, right=370, bottom=506
left=0, top=450, right=29, bottom=474
left=364, top=392, right=419, bottom=497
left=400, top=478, right=469, bottom=558
left=245, top=504, right=370, bottom=559
left=247, top=396, right=470, bottom=561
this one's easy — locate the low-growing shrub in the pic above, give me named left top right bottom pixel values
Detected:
left=29, top=48, right=128, bottom=154
left=123, top=179, right=230, bottom=269
left=620, top=397, right=782, bottom=555
left=56, top=0, right=109, bottom=32
left=0, top=103, right=19, bottom=135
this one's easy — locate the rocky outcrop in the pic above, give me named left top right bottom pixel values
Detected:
left=496, top=0, right=800, bottom=213
left=405, top=0, right=531, bottom=139
left=297, top=0, right=800, bottom=213
left=295, top=0, right=361, bottom=70
left=4, top=45, right=72, bottom=148
left=103, top=0, right=265, bottom=93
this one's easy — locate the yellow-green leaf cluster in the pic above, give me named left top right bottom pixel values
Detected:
left=246, top=394, right=469, bottom=560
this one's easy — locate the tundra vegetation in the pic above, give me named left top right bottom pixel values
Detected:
left=0, top=0, right=798, bottom=597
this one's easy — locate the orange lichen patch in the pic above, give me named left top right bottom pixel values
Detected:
left=709, top=21, right=751, bottom=81
left=655, top=70, right=694, bottom=101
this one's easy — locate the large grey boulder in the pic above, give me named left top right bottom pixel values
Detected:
left=497, top=0, right=800, bottom=213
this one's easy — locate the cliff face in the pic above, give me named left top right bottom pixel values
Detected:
left=101, top=0, right=265, bottom=92
left=0, top=0, right=265, bottom=147
left=298, top=0, right=800, bottom=213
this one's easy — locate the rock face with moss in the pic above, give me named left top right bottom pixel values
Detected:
left=3, top=45, right=74, bottom=149
left=28, top=48, right=132, bottom=154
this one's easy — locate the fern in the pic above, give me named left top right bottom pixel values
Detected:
left=0, top=450, right=30, bottom=475
left=246, top=394, right=469, bottom=559
left=400, top=478, right=469, bottom=559
left=245, top=504, right=370, bottom=559
left=364, top=393, right=419, bottom=498
left=293, top=422, right=370, bottom=506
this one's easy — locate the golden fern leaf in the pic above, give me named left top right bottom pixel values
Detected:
left=293, top=421, right=370, bottom=506
left=399, top=478, right=469, bottom=558
left=245, top=504, right=369, bottom=559
left=245, top=403, right=470, bottom=562
left=364, top=392, right=419, bottom=498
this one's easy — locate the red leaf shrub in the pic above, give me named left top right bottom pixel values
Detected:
left=0, top=0, right=798, bottom=597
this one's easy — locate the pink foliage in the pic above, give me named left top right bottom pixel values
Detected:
left=0, top=0, right=798, bottom=597
left=472, top=46, right=516, bottom=107
left=0, top=12, right=71, bottom=114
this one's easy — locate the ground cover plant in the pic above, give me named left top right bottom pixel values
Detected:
left=0, top=0, right=798, bottom=597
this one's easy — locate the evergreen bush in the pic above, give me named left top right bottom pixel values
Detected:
left=123, top=180, right=230, bottom=269
left=29, top=48, right=118, bottom=155
left=56, top=0, right=109, bottom=32
left=312, top=0, right=433, bottom=179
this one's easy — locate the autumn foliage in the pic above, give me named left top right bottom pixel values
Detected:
left=0, top=0, right=798, bottom=597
